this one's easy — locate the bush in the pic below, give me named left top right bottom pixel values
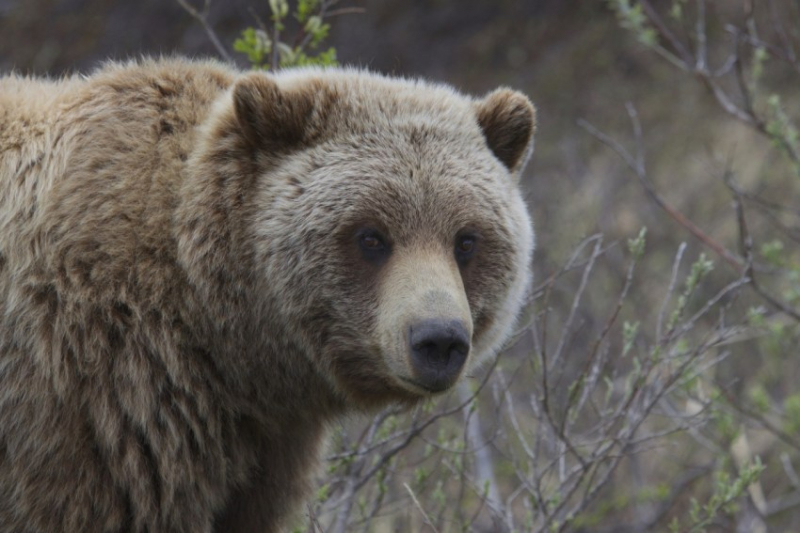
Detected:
left=179, top=1, right=800, bottom=530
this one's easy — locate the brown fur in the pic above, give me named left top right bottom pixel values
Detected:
left=0, top=57, right=536, bottom=532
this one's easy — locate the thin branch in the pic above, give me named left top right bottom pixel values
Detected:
left=404, top=483, right=440, bottom=533
left=175, top=0, right=234, bottom=63
left=726, top=24, right=800, bottom=74
left=694, top=70, right=758, bottom=125
left=768, top=0, right=798, bottom=63
left=657, top=242, right=687, bottom=342
left=728, top=178, right=800, bottom=321
left=271, top=10, right=281, bottom=70
left=562, top=236, right=641, bottom=433
left=639, top=0, right=693, bottom=65
left=326, top=7, right=366, bottom=17
left=578, top=110, right=744, bottom=271
left=552, top=236, right=604, bottom=367
left=716, top=381, right=800, bottom=452
left=348, top=356, right=502, bottom=495
left=695, top=0, right=707, bottom=71
left=457, top=381, right=503, bottom=518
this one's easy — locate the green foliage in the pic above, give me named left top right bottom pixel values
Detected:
left=669, top=0, right=688, bottom=20
left=627, top=226, right=647, bottom=258
left=233, top=0, right=338, bottom=70
left=572, top=484, right=671, bottom=528
left=750, top=46, right=768, bottom=92
left=748, top=384, right=770, bottom=414
left=233, top=27, right=271, bottom=66
left=269, top=0, right=289, bottom=21
left=608, top=0, right=657, bottom=47
left=666, top=253, right=714, bottom=332
left=765, top=94, right=800, bottom=176
left=712, top=407, right=739, bottom=443
left=686, top=254, right=715, bottom=291
left=784, top=392, right=800, bottom=435
left=761, top=239, right=785, bottom=267
left=622, top=320, right=639, bottom=356
left=284, top=47, right=337, bottom=68
left=669, top=460, right=765, bottom=533
left=375, top=415, right=397, bottom=440
left=316, top=482, right=331, bottom=502
left=414, top=466, right=429, bottom=486
left=295, top=0, right=318, bottom=22
left=599, top=6, right=798, bottom=516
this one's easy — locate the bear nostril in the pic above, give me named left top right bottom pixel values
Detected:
left=412, top=338, right=468, bottom=363
left=408, top=319, right=470, bottom=391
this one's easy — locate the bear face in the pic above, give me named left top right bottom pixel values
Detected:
left=184, top=70, right=536, bottom=409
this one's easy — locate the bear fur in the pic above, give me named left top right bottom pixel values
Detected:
left=0, top=58, right=536, bottom=532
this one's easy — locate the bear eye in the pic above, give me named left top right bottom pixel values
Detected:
left=360, top=234, right=384, bottom=250
left=455, top=234, right=478, bottom=264
left=357, top=228, right=390, bottom=263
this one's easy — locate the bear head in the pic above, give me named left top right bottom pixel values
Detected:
left=180, top=69, right=535, bottom=410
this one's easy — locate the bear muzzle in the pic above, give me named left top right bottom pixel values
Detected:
left=407, top=319, right=470, bottom=393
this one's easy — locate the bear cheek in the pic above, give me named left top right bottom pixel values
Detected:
left=376, top=248, right=474, bottom=394
left=466, top=205, right=534, bottom=371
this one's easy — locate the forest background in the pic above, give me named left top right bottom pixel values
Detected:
left=3, top=1, right=800, bottom=531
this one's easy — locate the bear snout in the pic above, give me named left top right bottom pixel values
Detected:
left=408, top=319, right=470, bottom=392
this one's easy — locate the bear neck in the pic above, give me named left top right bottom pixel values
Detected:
left=173, top=91, right=348, bottom=425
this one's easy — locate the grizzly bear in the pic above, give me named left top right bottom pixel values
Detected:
left=0, top=58, right=535, bottom=532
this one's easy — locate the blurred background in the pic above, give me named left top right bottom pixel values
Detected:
left=0, top=0, right=764, bottom=269
left=3, top=1, right=800, bottom=531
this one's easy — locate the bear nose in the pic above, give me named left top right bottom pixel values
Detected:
left=408, top=319, right=470, bottom=392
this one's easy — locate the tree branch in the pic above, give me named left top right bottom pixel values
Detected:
left=175, top=0, right=234, bottom=63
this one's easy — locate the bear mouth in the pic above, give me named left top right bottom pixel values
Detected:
left=398, top=375, right=453, bottom=395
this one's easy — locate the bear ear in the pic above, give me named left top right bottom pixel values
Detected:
left=475, top=88, right=536, bottom=176
left=232, top=73, right=332, bottom=151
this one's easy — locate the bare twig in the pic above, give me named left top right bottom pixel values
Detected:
left=656, top=242, right=687, bottom=342
left=175, top=0, right=234, bottom=63
left=457, top=381, right=503, bottom=519
left=639, top=0, right=693, bottom=65
left=695, top=0, right=707, bottom=70
left=726, top=24, right=800, bottom=74
left=404, top=483, right=440, bottom=533
left=728, top=178, right=800, bottom=321
left=326, top=7, right=366, bottom=17
left=552, top=236, right=604, bottom=367
left=578, top=111, right=744, bottom=271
